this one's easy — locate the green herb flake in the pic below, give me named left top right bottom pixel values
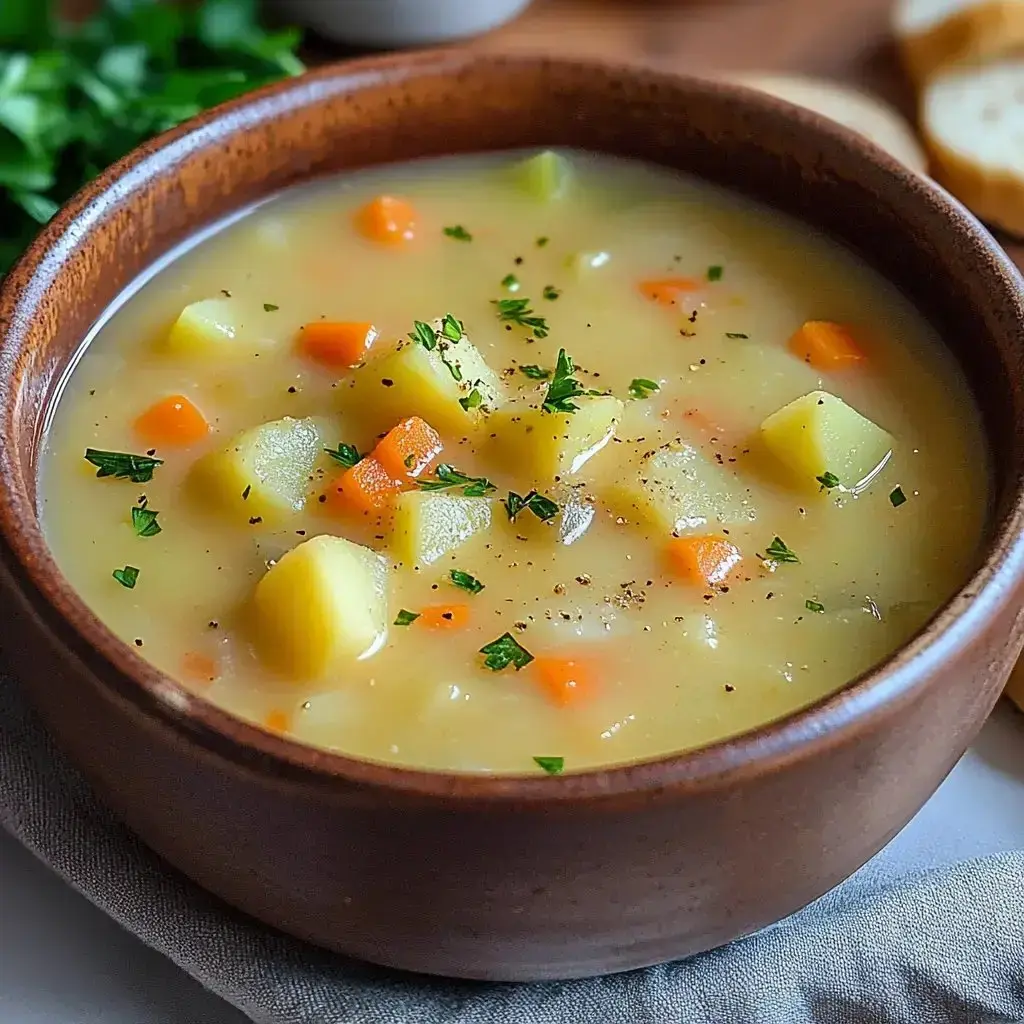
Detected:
left=491, top=298, right=549, bottom=339
left=765, top=536, right=800, bottom=564
left=816, top=471, right=840, bottom=490
left=628, top=377, right=660, bottom=400
left=439, top=313, right=464, bottom=342
left=725, top=332, right=749, bottom=339
left=450, top=569, right=484, bottom=595
left=542, top=348, right=601, bottom=414
left=501, top=273, right=520, bottom=292
left=443, top=225, right=472, bottom=241
left=324, top=443, right=362, bottom=468
left=542, top=284, right=560, bottom=301
left=459, top=388, right=483, bottom=412
left=533, top=756, right=564, bottom=775
left=707, top=265, right=724, bottom=281
left=805, top=599, right=825, bottom=614
left=519, top=364, right=550, bottom=380
left=890, top=486, right=907, bottom=508
left=504, top=490, right=559, bottom=522
left=417, top=464, right=496, bottom=498
left=394, top=609, right=420, bottom=626
left=480, top=632, right=534, bottom=671
left=408, top=320, right=438, bottom=350
left=263, top=302, right=279, bottom=312
left=536, top=236, right=549, bottom=247
left=131, top=505, right=162, bottom=538
left=85, top=449, right=163, bottom=484
left=112, top=565, right=140, bottom=589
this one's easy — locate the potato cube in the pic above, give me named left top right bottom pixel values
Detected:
left=190, top=416, right=320, bottom=522
left=759, top=390, right=893, bottom=490
left=163, top=297, right=279, bottom=358
left=489, top=395, right=623, bottom=482
left=607, top=441, right=755, bottom=534
left=391, top=491, right=493, bottom=566
left=252, top=535, right=388, bottom=679
left=513, top=150, right=571, bottom=201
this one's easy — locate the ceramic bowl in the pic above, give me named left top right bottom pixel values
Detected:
left=2, top=52, right=1024, bottom=982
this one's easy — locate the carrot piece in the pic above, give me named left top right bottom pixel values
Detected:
left=787, top=320, right=865, bottom=370
left=180, top=651, right=218, bottom=686
left=666, top=534, right=742, bottom=586
left=532, top=656, right=593, bottom=707
left=418, top=603, right=471, bottom=630
left=638, top=277, right=705, bottom=307
left=337, top=456, right=406, bottom=515
left=264, top=709, right=291, bottom=733
left=298, top=321, right=378, bottom=369
left=682, top=408, right=723, bottom=435
left=134, top=394, right=209, bottom=446
left=355, top=195, right=417, bottom=245
left=373, top=416, right=443, bottom=480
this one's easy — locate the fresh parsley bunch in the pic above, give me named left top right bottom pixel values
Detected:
left=0, top=0, right=304, bottom=274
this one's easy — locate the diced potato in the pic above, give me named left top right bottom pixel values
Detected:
left=252, top=535, right=388, bottom=679
left=489, top=395, right=623, bottom=482
left=513, top=150, right=572, bottom=201
left=759, top=390, right=893, bottom=490
left=345, top=321, right=507, bottom=437
left=392, top=491, right=493, bottom=566
left=607, top=441, right=755, bottom=534
left=190, top=416, right=320, bottom=522
left=162, top=298, right=279, bottom=358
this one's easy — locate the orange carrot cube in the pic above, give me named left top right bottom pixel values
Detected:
left=667, top=534, right=742, bottom=586
left=298, top=321, right=378, bottom=369
left=787, top=320, right=865, bottom=370
left=134, top=394, right=209, bottom=447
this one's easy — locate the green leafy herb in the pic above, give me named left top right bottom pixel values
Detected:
left=439, top=313, right=463, bottom=342
left=628, top=377, right=659, bottom=400
left=805, top=599, right=825, bottom=614
left=324, top=443, right=362, bottom=468
left=542, top=284, right=560, bottom=301
left=533, top=756, right=564, bottom=775
left=131, top=504, right=161, bottom=537
left=504, top=490, right=559, bottom=522
left=765, top=536, right=799, bottom=564
left=459, top=388, right=483, bottom=412
left=443, top=225, right=472, bottom=241
left=816, top=471, right=840, bottom=490
left=707, top=265, right=723, bottom=281
left=480, top=632, right=534, bottom=671
left=491, top=298, right=549, bottom=339
left=262, top=302, right=279, bottom=312
left=536, top=236, right=549, bottom=247
left=394, top=609, right=420, bottom=626
left=725, top=332, right=749, bottom=339
left=519, top=364, right=550, bottom=380
left=890, top=485, right=907, bottom=508
left=501, top=273, right=520, bottom=292
left=0, top=0, right=305, bottom=278
left=449, top=569, right=484, bottom=595
left=85, top=448, right=163, bottom=483
left=408, top=320, right=438, bottom=350
left=112, top=565, right=139, bottom=589
left=542, top=348, right=599, bottom=414
left=417, top=464, right=496, bottom=498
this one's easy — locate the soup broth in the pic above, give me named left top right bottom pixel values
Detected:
left=40, top=150, right=988, bottom=773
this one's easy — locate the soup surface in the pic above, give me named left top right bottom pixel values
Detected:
left=40, top=150, right=988, bottom=774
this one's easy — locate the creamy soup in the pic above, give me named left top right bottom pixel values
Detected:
left=40, top=150, right=987, bottom=774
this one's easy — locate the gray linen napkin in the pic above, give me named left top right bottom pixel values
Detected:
left=3, top=669, right=1024, bottom=1024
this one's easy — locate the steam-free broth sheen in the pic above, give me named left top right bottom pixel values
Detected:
left=41, top=151, right=987, bottom=774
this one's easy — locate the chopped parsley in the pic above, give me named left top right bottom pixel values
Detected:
left=459, top=388, right=483, bottom=412
left=439, top=313, right=463, bottom=342
left=112, top=565, right=139, bottom=589
left=707, top=265, right=723, bottom=281
left=85, top=449, right=163, bottom=484
left=417, top=464, right=496, bottom=498
left=542, top=348, right=599, bottom=414
left=443, top=225, right=472, bottom=241
left=449, top=569, right=484, bottom=595
left=725, top=332, right=749, bottom=339
left=408, top=320, right=438, bottom=350
left=394, top=609, right=420, bottom=626
left=765, top=536, right=800, bottom=564
left=805, top=599, right=825, bottom=614
left=263, top=302, right=279, bottom=312
left=533, top=756, right=564, bottom=775
left=542, top=284, right=560, bottom=301
left=131, top=505, right=161, bottom=538
left=501, top=273, right=520, bottom=292
left=519, top=364, right=551, bottom=380
left=491, top=297, right=549, bottom=339
left=890, top=486, right=907, bottom=508
left=816, top=471, right=840, bottom=490
left=628, top=377, right=660, bottom=400
left=504, top=490, right=559, bottom=522
left=480, top=632, right=534, bottom=671
left=324, top=443, right=362, bottom=468
left=536, top=236, right=549, bottom=247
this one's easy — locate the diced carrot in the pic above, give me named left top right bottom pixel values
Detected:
left=787, top=320, right=865, bottom=370
left=373, top=416, right=443, bottom=480
left=337, top=456, right=406, bottom=515
left=297, top=321, right=378, bottom=369
left=667, top=534, right=742, bottom=586
left=418, top=603, right=471, bottom=630
left=355, top=195, right=417, bottom=245
left=532, top=656, right=594, bottom=707
left=264, top=708, right=291, bottom=732
left=134, top=394, right=209, bottom=447
left=639, top=277, right=705, bottom=307
left=180, top=651, right=218, bottom=686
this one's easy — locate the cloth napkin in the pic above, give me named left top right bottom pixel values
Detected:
left=3, top=667, right=1024, bottom=1024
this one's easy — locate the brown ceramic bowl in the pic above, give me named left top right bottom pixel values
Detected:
left=2, top=52, right=1024, bottom=982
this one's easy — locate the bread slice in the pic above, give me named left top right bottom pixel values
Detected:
left=730, top=73, right=927, bottom=173
left=923, top=59, right=1024, bottom=235
left=894, top=0, right=1024, bottom=83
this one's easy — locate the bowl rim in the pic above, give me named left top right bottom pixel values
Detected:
left=2, top=49, right=1024, bottom=806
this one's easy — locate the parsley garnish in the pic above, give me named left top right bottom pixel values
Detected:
left=536, top=236, right=549, bottom=247
left=628, top=378, right=660, bottom=400
left=394, top=609, right=420, bottom=626
left=324, top=443, right=362, bottom=468
left=439, top=313, right=463, bottom=342
left=480, top=632, right=534, bottom=671
left=85, top=449, right=163, bottom=484
left=112, top=565, right=139, bottom=589
left=501, top=273, right=520, bottom=292
left=805, top=599, right=825, bottom=614
left=263, top=302, right=279, bottom=312
left=443, top=225, right=472, bottom=241
left=504, top=490, right=559, bottom=522
left=491, top=298, right=549, bottom=339
left=131, top=505, right=161, bottom=538
left=408, top=320, right=438, bottom=350
left=459, top=388, right=483, bottom=412
left=542, top=284, right=560, bottom=301
left=765, top=536, right=799, bottom=564
left=542, top=348, right=599, bottom=414
left=707, top=265, right=723, bottom=281
left=725, top=332, right=749, bottom=339
left=816, top=471, right=840, bottom=490
left=519, top=364, right=550, bottom=380
left=890, top=486, right=907, bottom=508
left=417, top=464, right=496, bottom=497
left=450, top=569, right=484, bottom=595
left=533, top=756, right=564, bottom=775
